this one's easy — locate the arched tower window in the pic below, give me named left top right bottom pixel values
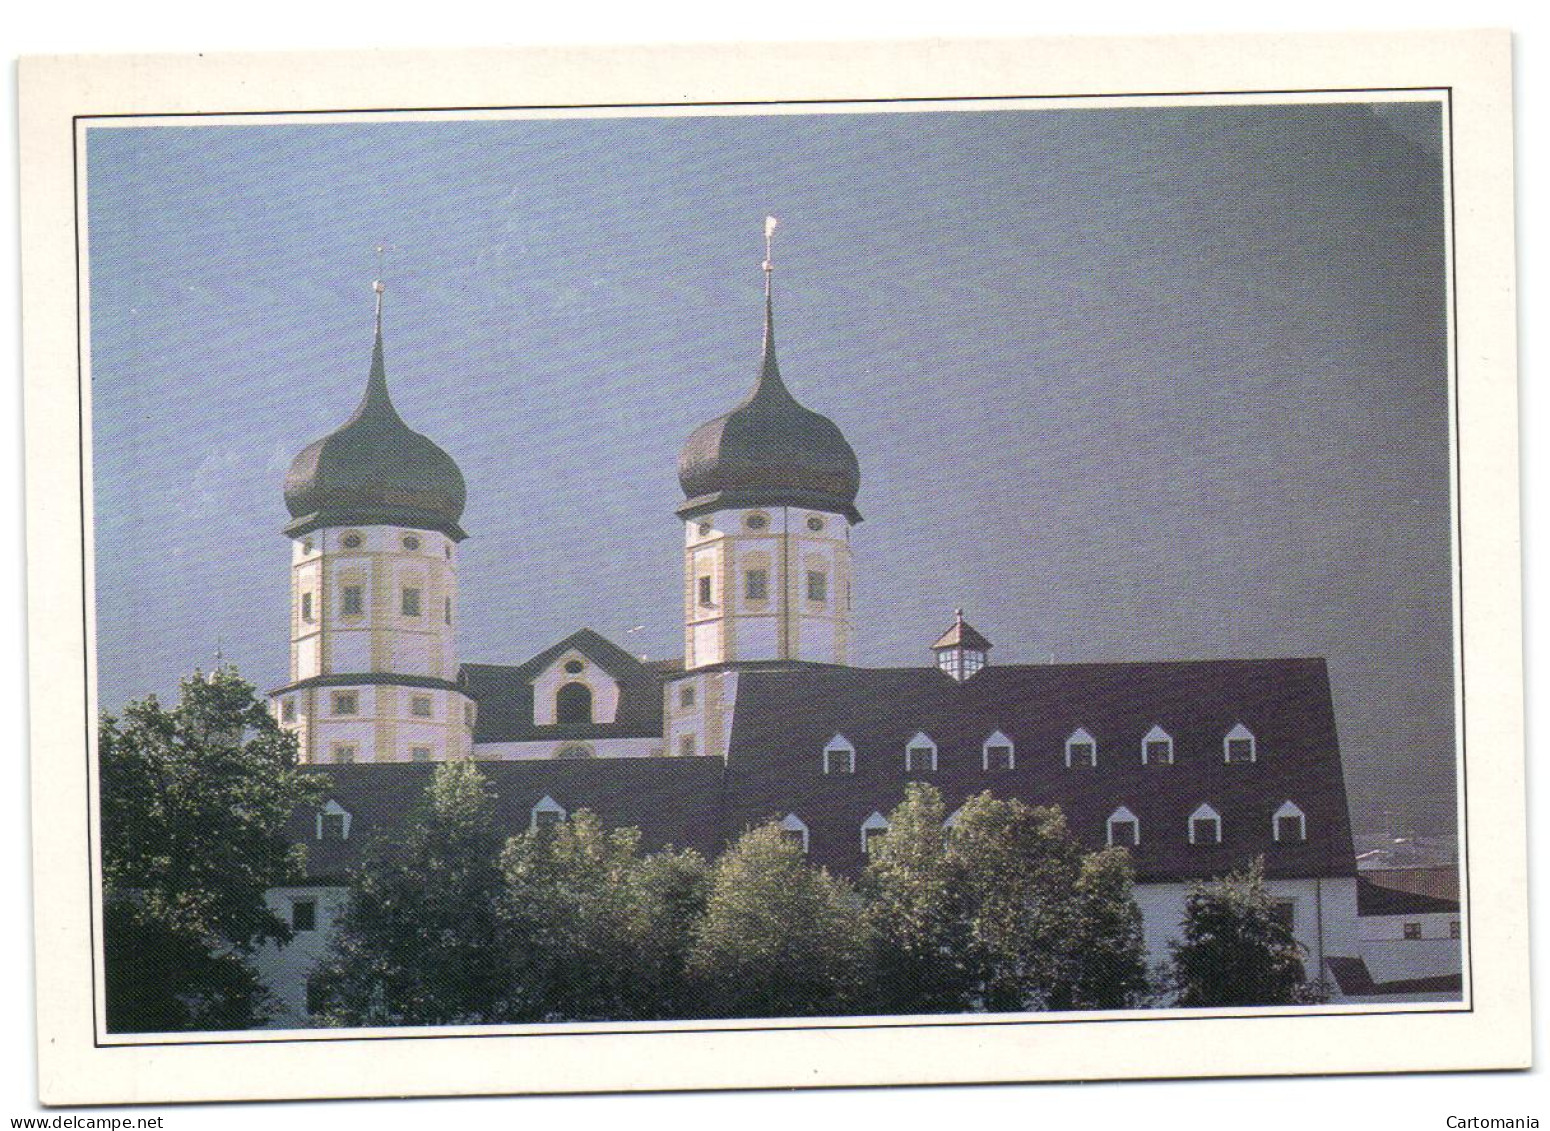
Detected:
left=556, top=682, right=594, bottom=725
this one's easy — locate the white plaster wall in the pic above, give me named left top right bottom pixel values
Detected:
left=296, top=636, right=320, bottom=679
left=737, top=617, right=780, bottom=658
left=798, top=618, right=838, bottom=663
left=250, top=885, right=350, bottom=1027
left=330, top=631, right=371, bottom=672
left=1358, top=912, right=1464, bottom=984
left=393, top=635, right=433, bottom=677
left=473, top=737, right=667, bottom=760
left=692, top=622, right=722, bottom=666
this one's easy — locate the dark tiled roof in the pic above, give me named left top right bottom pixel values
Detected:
left=1356, top=864, right=1458, bottom=901
left=721, top=659, right=1357, bottom=882
left=677, top=289, right=861, bottom=523
left=283, top=295, right=467, bottom=541
left=293, top=759, right=727, bottom=881
left=1324, top=958, right=1461, bottom=998
left=1357, top=877, right=1460, bottom=916
left=460, top=629, right=668, bottom=743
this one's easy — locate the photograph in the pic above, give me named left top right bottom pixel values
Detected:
left=17, top=29, right=1527, bottom=1105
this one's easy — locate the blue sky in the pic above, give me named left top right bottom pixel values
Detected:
left=85, top=100, right=1454, bottom=835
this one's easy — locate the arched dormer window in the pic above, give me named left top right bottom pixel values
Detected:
left=531, top=794, right=567, bottom=832
left=316, top=799, right=352, bottom=842
left=1107, top=806, right=1140, bottom=847
left=1224, top=723, right=1257, bottom=763
left=1273, top=801, right=1307, bottom=843
left=1142, top=724, right=1174, bottom=765
left=861, top=811, right=890, bottom=853
left=982, top=730, right=1015, bottom=771
left=1189, top=803, right=1223, bottom=845
left=1065, top=727, right=1097, bottom=768
left=556, top=682, right=594, bottom=725
left=780, top=813, right=810, bottom=853
left=905, top=732, right=938, bottom=774
left=824, top=734, right=856, bottom=774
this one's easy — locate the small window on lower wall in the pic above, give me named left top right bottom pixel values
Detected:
left=291, top=899, right=317, bottom=932
left=1403, top=922, right=1423, bottom=940
left=679, top=734, right=697, bottom=758
left=410, top=746, right=432, bottom=762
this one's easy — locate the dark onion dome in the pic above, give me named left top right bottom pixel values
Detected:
left=283, top=286, right=468, bottom=541
left=677, top=283, right=862, bottom=523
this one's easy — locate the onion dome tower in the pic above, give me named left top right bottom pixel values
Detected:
left=674, top=218, right=861, bottom=672
left=271, top=269, right=474, bottom=765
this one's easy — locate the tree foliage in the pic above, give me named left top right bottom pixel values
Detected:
left=97, top=666, right=324, bottom=1031
left=311, top=760, right=512, bottom=1026
left=687, top=823, right=871, bottom=1019
left=1169, top=858, right=1314, bottom=1007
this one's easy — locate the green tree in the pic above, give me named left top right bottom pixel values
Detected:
left=499, top=811, right=709, bottom=1021
left=1169, top=858, right=1312, bottom=1007
left=860, top=783, right=975, bottom=1013
left=311, top=760, right=511, bottom=1026
left=947, top=792, right=1086, bottom=1012
left=98, top=665, right=324, bottom=1032
left=687, top=823, right=871, bottom=1019
left=1060, top=846, right=1152, bottom=1010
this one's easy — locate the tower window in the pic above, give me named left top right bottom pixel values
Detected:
left=301, top=592, right=314, bottom=623
left=563, top=659, right=585, bottom=674
left=556, top=682, right=593, bottom=725
left=291, top=899, right=317, bottom=932
left=697, top=522, right=712, bottom=537
left=745, top=513, right=769, bottom=531
left=411, top=695, right=433, bottom=718
left=680, top=734, right=697, bottom=757
left=281, top=698, right=297, bottom=723
left=402, top=535, right=420, bottom=551
left=331, top=744, right=356, bottom=764
left=745, top=569, right=769, bottom=602
left=806, top=516, right=825, bottom=532
left=341, top=586, right=364, bottom=617
left=698, top=576, right=714, bottom=608
left=301, top=539, right=314, bottom=555
left=806, top=571, right=828, bottom=603
left=331, top=691, right=358, bottom=716
left=401, top=588, right=422, bottom=617
left=444, top=598, right=452, bottom=626
left=679, top=684, right=697, bottom=709
left=410, top=746, right=432, bottom=762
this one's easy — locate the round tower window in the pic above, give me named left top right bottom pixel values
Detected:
left=806, top=516, right=825, bottom=532
left=564, top=659, right=585, bottom=674
left=746, top=513, right=769, bottom=531
left=402, top=535, right=421, bottom=551
left=342, top=533, right=363, bottom=549
left=697, top=523, right=712, bottom=537
left=301, top=539, right=314, bottom=555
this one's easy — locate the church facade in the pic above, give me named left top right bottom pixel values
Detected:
left=253, top=246, right=1397, bottom=1024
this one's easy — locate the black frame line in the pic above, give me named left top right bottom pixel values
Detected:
left=71, top=82, right=1472, bottom=1058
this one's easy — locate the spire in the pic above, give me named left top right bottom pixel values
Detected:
left=350, top=249, right=403, bottom=427
left=757, top=215, right=788, bottom=396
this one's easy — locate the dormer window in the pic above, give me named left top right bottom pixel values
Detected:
left=1273, top=801, right=1307, bottom=843
left=1189, top=803, right=1223, bottom=845
left=1142, top=724, right=1173, bottom=765
left=1107, top=806, right=1140, bottom=847
left=531, top=795, right=567, bottom=831
left=982, top=730, right=1015, bottom=771
left=823, top=735, right=856, bottom=774
left=944, top=806, right=965, bottom=830
left=861, top=811, right=890, bottom=852
left=1224, top=723, right=1257, bottom=763
left=780, top=813, right=810, bottom=853
left=316, top=800, right=352, bottom=842
left=1065, top=728, right=1097, bottom=768
left=905, top=732, right=938, bottom=773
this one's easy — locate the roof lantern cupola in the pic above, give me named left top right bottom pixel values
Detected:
left=282, top=265, right=468, bottom=541
left=676, top=217, right=862, bottom=523
left=933, top=608, right=991, bottom=682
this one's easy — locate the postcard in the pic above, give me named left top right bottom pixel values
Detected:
left=18, top=29, right=1527, bottom=1105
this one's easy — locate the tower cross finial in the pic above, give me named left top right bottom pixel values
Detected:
left=763, top=215, right=778, bottom=297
